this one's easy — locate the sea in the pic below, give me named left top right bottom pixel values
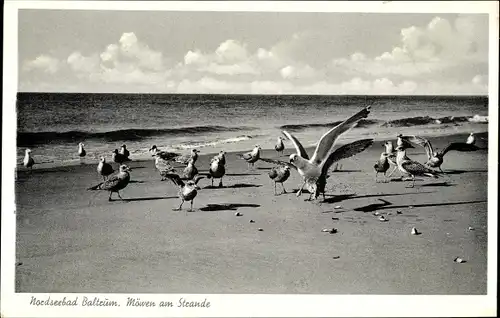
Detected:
left=15, top=93, right=489, bottom=168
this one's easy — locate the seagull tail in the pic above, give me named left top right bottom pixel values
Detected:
left=424, top=172, right=439, bottom=178
left=87, top=183, right=102, bottom=190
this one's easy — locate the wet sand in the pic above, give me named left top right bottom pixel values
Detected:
left=15, top=132, right=488, bottom=294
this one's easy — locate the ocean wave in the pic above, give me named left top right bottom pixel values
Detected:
left=17, top=125, right=257, bottom=146
left=381, top=115, right=485, bottom=128
left=172, top=135, right=254, bottom=150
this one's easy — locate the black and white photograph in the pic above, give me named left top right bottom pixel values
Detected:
left=2, top=1, right=498, bottom=317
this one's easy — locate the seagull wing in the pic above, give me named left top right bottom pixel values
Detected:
left=440, top=142, right=481, bottom=156
left=193, top=175, right=205, bottom=185
left=309, top=106, right=371, bottom=167
left=88, top=174, right=121, bottom=191
left=322, top=139, right=374, bottom=174
left=282, top=130, right=310, bottom=160
left=401, top=160, right=438, bottom=176
left=405, top=135, right=433, bottom=160
left=259, top=157, right=297, bottom=170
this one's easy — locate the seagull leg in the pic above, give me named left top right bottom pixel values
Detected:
left=108, top=192, right=113, bottom=201
left=281, top=183, right=287, bottom=194
left=439, top=167, right=445, bottom=174
left=296, top=182, right=306, bottom=197
left=383, top=171, right=388, bottom=183
left=117, top=192, right=124, bottom=200
left=211, top=178, right=214, bottom=187
left=188, top=200, right=194, bottom=213
left=173, top=200, right=184, bottom=211
left=218, top=178, right=223, bottom=188
left=274, top=182, right=277, bottom=196
left=375, top=172, right=379, bottom=183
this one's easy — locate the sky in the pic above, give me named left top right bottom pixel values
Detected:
left=17, top=9, right=490, bottom=95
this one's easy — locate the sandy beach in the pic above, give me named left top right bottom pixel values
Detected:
left=15, top=132, right=488, bottom=294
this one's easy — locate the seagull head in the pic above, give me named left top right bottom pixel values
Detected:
left=289, top=153, right=298, bottom=163
left=113, top=149, right=119, bottom=154
left=121, top=144, right=127, bottom=149
left=219, top=150, right=226, bottom=155
left=284, top=165, right=291, bottom=171
left=100, top=156, right=106, bottom=162
left=396, top=134, right=403, bottom=138
left=79, top=142, right=85, bottom=147
left=395, top=146, right=404, bottom=152
left=149, top=145, right=157, bottom=151
left=192, top=149, right=200, bottom=154
left=187, top=180, right=201, bottom=190
left=25, top=149, right=32, bottom=154
left=470, top=132, right=474, bottom=136
left=119, top=165, right=131, bottom=172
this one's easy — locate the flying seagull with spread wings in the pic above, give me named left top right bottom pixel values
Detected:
left=401, top=135, right=482, bottom=173
left=259, top=106, right=373, bottom=200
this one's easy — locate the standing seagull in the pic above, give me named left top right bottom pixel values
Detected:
left=23, top=149, right=35, bottom=171
left=401, top=135, right=481, bottom=173
left=208, top=156, right=226, bottom=187
left=283, top=106, right=372, bottom=200
left=112, top=149, right=131, bottom=164
left=183, top=158, right=199, bottom=180
left=268, top=165, right=290, bottom=195
left=78, top=142, right=86, bottom=157
left=395, top=146, right=439, bottom=187
left=239, top=145, right=261, bottom=169
left=275, top=137, right=285, bottom=156
left=154, top=153, right=176, bottom=180
left=466, top=133, right=475, bottom=145
left=163, top=173, right=204, bottom=213
left=374, top=152, right=390, bottom=183
left=97, top=157, right=114, bottom=181
left=87, top=164, right=131, bottom=201
left=119, top=144, right=130, bottom=159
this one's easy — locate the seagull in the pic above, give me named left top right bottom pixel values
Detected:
left=383, top=141, right=399, bottom=177
left=183, top=158, right=198, bottom=180
left=401, top=135, right=482, bottom=173
left=163, top=173, right=204, bottom=212
left=119, top=144, right=130, bottom=159
left=268, top=165, right=290, bottom=195
left=97, top=156, right=114, bottom=181
left=175, top=149, right=200, bottom=165
left=374, top=152, right=390, bottom=183
left=208, top=156, right=226, bottom=187
left=87, top=164, right=131, bottom=201
left=112, top=149, right=131, bottom=164
left=149, top=145, right=181, bottom=161
left=239, top=145, right=261, bottom=169
left=260, top=138, right=373, bottom=200
left=282, top=106, right=372, bottom=200
left=275, top=136, right=285, bottom=156
left=395, top=145, right=439, bottom=187
left=23, top=149, right=35, bottom=170
left=154, top=153, right=176, bottom=181
left=78, top=142, right=86, bottom=157
left=466, top=132, right=475, bottom=145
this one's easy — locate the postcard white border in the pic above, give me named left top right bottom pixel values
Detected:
left=2, top=1, right=498, bottom=317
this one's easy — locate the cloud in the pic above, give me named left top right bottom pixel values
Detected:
left=331, top=15, right=488, bottom=80
left=67, top=52, right=100, bottom=74
left=22, top=55, right=60, bottom=74
left=280, top=64, right=317, bottom=80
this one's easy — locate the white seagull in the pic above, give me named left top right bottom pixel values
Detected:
left=466, top=132, right=475, bottom=145
left=286, top=106, right=372, bottom=199
left=275, top=136, right=285, bottom=156
left=208, top=156, right=226, bottom=187
left=163, top=173, right=204, bottom=213
left=78, top=142, right=86, bottom=158
left=23, top=149, right=35, bottom=170
left=97, top=156, right=115, bottom=181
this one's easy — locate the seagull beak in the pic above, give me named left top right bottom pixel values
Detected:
left=195, top=185, right=201, bottom=190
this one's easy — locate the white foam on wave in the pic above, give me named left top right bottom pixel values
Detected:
left=468, top=115, right=488, bottom=123
left=172, top=135, right=254, bottom=150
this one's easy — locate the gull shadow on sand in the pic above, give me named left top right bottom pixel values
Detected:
left=444, top=169, right=488, bottom=175
left=129, top=180, right=146, bottom=184
left=123, top=196, right=177, bottom=202
left=256, top=167, right=273, bottom=170
left=226, top=173, right=261, bottom=176
left=199, top=203, right=261, bottom=212
left=321, top=191, right=434, bottom=204
left=331, top=169, right=363, bottom=173
left=204, top=183, right=262, bottom=189
left=419, top=182, right=456, bottom=187
left=352, top=200, right=487, bottom=213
